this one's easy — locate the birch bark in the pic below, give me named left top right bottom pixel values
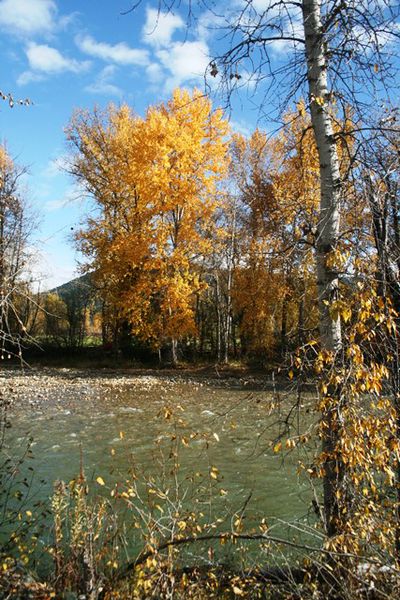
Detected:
left=302, top=0, right=343, bottom=536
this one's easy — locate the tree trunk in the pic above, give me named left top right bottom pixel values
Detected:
left=214, top=274, right=222, bottom=363
left=231, top=321, right=237, bottom=358
left=223, top=199, right=237, bottom=364
left=223, top=268, right=232, bottom=364
left=297, top=279, right=305, bottom=347
left=281, top=292, right=288, bottom=357
left=302, top=0, right=343, bottom=537
left=170, top=338, right=178, bottom=366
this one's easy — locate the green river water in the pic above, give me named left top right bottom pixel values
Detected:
left=2, top=369, right=319, bottom=569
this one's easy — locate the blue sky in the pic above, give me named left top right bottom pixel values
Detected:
left=1, top=1, right=398, bottom=289
left=0, top=0, right=265, bottom=289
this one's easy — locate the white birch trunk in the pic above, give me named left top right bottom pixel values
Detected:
left=302, top=0, right=342, bottom=352
left=302, top=0, right=343, bottom=536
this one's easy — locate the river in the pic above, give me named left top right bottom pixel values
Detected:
left=1, top=367, right=319, bottom=571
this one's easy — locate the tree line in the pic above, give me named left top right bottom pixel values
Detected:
left=1, top=90, right=399, bottom=371
left=61, top=91, right=332, bottom=364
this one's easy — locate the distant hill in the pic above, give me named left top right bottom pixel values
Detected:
left=50, top=272, right=95, bottom=298
left=49, top=272, right=103, bottom=312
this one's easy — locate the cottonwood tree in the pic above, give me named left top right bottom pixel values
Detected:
left=135, top=0, right=400, bottom=541
left=224, top=105, right=354, bottom=360
left=229, top=113, right=320, bottom=359
left=230, top=128, right=286, bottom=358
left=67, top=89, right=229, bottom=363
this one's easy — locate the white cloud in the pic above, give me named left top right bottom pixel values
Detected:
left=85, top=65, right=123, bottom=97
left=139, top=9, right=215, bottom=91
left=230, top=119, right=253, bottom=137
left=156, top=40, right=210, bottom=90
left=0, top=0, right=57, bottom=36
left=146, top=62, right=164, bottom=84
left=142, top=8, right=184, bottom=47
left=43, top=160, right=60, bottom=179
left=267, top=25, right=304, bottom=55
left=27, top=42, right=90, bottom=73
left=76, top=34, right=149, bottom=66
left=17, top=70, right=46, bottom=86
left=251, top=0, right=277, bottom=14
left=229, top=0, right=303, bottom=55
left=17, top=42, right=91, bottom=86
left=42, top=155, right=70, bottom=179
left=197, top=10, right=226, bottom=41
left=248, top=0, right=299, bottom=19
left=44, top=187, right=82, bottom=212
left=18, top=42, right=90, bottom=85
left=33, top=158, right=64, bottom=199
left=44, top=198, right=71, bottom=212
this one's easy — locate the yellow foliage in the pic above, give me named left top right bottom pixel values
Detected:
left=309, top=286, right=400, bottom=554
left=67, top=89, right=229, bottom=347
left=229, top=111, right=320, bottom=356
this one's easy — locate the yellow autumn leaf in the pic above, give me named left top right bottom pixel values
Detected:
left=342, top=307, right=352, bottom=323
left=232, top=585, right=244, bottom=596
left=210, top=466, right=219, bottom=480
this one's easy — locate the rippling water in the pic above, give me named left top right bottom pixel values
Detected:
left=2, top=371, right=318, bottom=567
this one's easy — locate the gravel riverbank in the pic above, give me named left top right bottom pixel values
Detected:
left=0, top=366, right=273, bottom=415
